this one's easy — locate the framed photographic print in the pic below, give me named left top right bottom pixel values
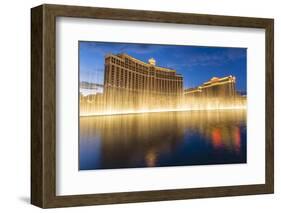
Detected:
left=31, top=4, right=274, bottom=208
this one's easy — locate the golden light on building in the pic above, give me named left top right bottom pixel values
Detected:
left=80, top=54, right=246, bottom=116
left=148, top=57, right=156, bottom=66
left=184, top=75, right=237, bottom=98
left=104, top=53, right=183, bottom=99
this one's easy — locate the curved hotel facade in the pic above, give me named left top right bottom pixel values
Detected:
left=103, top=53, right=184, bottom=111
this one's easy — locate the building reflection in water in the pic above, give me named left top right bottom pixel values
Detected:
left=79, top=109, right=246, bottom=170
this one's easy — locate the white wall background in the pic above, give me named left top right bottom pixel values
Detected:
left=0, top=0, right=279, bottom=212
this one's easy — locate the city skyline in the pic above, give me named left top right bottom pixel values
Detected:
left=79, top=41, right=247, bottom=92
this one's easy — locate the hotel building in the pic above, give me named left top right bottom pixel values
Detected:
left=103, top=53, right=183, bottom=109
left=184, top=76, right=237, bottom=98
left=80, top=55, right=244, bottom=115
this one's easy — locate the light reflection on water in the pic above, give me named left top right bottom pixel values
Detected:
left=79, top=109, right=246, bottom=170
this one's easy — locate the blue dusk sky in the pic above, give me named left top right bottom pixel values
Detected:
left=79, top=41, right=247, bottom=92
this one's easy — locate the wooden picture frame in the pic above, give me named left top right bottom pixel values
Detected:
left=31, top=4, right=274, bottom=208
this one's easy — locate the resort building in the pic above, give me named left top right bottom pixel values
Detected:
left=102, top=53, right=184, bottom=110
left=104, top=53, right=183, bottom=96
left=80, top=55, right=244, bottom=116
left=184, top=76, right=237, bottom=98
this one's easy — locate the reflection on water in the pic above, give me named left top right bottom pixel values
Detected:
left=79, top=109, right=246, bottom=170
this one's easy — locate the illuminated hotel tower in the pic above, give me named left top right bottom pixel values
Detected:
left=184, top=76, right=237, bottom=98
left=103, top=53, right=183, bottom=108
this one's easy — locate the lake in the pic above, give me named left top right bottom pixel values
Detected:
left=79, top=109, right=246, bottom=170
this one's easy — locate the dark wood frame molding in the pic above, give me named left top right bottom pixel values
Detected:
left=31, top=4, right=274, bottom=208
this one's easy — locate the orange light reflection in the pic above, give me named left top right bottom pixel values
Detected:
left=212, top=128, right=223, bottom=148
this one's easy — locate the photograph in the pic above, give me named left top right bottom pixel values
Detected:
left=79, top=41, right=247, bottom=170
left=29, top=3, right=274, bottom=208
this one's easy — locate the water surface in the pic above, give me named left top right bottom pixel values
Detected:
left=79, top=110, right=246, bottom=170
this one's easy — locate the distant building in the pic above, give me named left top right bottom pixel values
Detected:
left=80, top=82, right=104, bottom=96
left=184, top=76, right=237, bottom=98
left=184, top=87, right=203, bottom=98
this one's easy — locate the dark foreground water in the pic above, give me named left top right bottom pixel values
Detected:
left=79, top=110, right=246, bottom=170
